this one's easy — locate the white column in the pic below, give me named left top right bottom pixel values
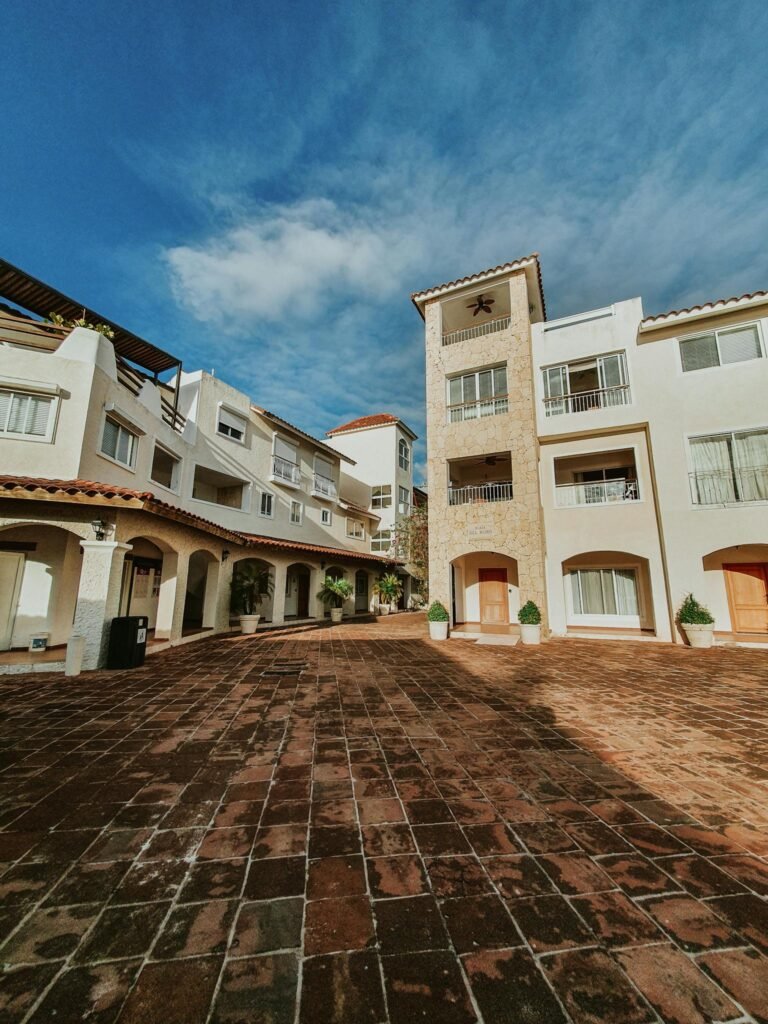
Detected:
left=169, top=552, right=190, bottom=641
left=215, top=558, right=234, bottom=631
left=309, top=566, right=324, bottom=619
left=271, top=562, right=289, bottom=625
left=154, top=551, right=180, bottom=640
left=72, top=541, right=132, bottom=670
left=201, top=558, right=221, bottom=628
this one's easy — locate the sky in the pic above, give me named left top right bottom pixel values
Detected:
left=2, top=0, right=767, bottom=484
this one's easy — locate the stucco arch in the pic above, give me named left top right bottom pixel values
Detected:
left=0, top=518, right=90, bottom=540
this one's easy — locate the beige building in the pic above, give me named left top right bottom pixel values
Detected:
left=0, top=260, right=400, bottom=671
left=414, top=255, right=768, bottom=644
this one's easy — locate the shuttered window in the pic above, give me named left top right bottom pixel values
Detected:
left=680, top=323, right=762, bottom=372
left=101, top=416, right=137, bottom=467
left=217, top=406, right=247, bottom=441
left=0, top=389, right=55, bottom=441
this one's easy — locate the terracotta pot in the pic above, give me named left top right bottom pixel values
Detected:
left=239, top=615, right=260, bottom=635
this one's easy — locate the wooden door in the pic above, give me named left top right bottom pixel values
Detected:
left=0, top=552, right=24, bottom=650
left=479, top=568, right=508, bottom=624
left=297, top=574, right=310, bottom=618
left=355, top=571, right=368, bottom=613
left=725, top=564, right=768, bottom=633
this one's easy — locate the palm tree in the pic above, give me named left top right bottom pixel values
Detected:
left=230, top=563, right=274, bottom=616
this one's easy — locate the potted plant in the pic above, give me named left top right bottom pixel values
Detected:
left=427, top=600, right=450, bottom=640
left=230, top=563, right=274, bottom=634
left=518, top=600, right=542, bottom=645
left=373, top=573, right=403, bottom=614
left=678, top=593, right=715, bottom=648
left=318, top=576, right=354, bottom=623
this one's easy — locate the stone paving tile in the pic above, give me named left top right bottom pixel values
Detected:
left=1, top=618, right=768, bottom=1023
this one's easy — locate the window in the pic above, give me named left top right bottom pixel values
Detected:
left=320, top=508, right=332, bottom=526
left=150, top=445, right=180, bottom=491
left=272, top=436, right=301, bottom=485
left=101, top=416, right=137, bottom=468
left=259, top=491, right=274, bottom=518
left=372, top=484, right=392, bottom=509
left=542, top=353, right=629, bottom=416
left=371, top=529, right=392, bottom=552
left=399, top=438, right=410, bottom=471
left=290, top=500, right=303, bottom=525
left=680, top=323, right=762, bottom=373
left=570, top=568, right=639, bottom=616
left=0, top=389, right=55, bottom=442
left=217, top=406, right=247, bottom=442
left=689, top=427, right=768, bottom=504
left=398, top=486, right=410, bottom=513
left=346, top=518, right=364, bottom=539
left=447, top=366, right=508, bottom=422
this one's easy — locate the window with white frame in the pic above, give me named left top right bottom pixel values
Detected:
left=680, top=323, right=763, bottom=373
left=259, top=491, right=274, bottom=518
left=542, top=352, right=629, bottom=417
left=447, top=365, right=508, bottom=422
left=320, top=508, right=332, bottom=526
left=570, top=568, right=639, bottom=617
left=346, top=518, right=364, bottom=539
left=150, top=444, right=181, bottom=491
left=371, top=529, right=392, bottom=552
left=688, top=427, right=768, bottom=504
left=372, top=484, right=392, bottom=508
left=398, top=438, right=410, bottom=471
left=217, top=406, right=247, bottom=442
left=398, top=486, right=410, bottom=513
left=290, top=500, right=303, bottom=525
left=101, top=416, right=138, bottom=468
left=0, top=388, right=56, bottom=442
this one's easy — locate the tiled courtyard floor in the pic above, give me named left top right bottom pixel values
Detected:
left=1, top=613, right=768, bottom=1024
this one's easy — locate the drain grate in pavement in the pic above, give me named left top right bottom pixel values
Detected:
left=260, top=661, right=309, bottom=677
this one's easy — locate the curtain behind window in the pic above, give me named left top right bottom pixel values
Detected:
left=733, top=429, right=768, bottom=501
left=690, top=435, right=735, bottom=502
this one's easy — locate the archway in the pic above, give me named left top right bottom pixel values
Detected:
left=561, top=550, right=654, bottom=632
left=0, top=523, right=84, bottom=650
left=231, top=557, right=276, bottom=623
left=184, top=549, right=220, bottom=631
left=449, top=552, right=519, bottom=628
left=702, top=544, right=768, bottom=635
left=285, top=562, right=312, bottom=619
left=120, top=536, right=176, bottom=629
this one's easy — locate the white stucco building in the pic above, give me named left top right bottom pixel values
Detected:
left=0, top=259, right=404, bottom=671
left=414, top=255, right=768, bottom=644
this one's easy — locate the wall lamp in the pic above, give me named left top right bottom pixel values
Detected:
left=320, top=560, right=326, bottom=571
left=222, top=549, right=230, bottom=563
left=91, top=519, right=108, bottom=541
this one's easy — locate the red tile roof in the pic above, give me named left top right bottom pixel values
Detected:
left=327, top=413, right=399, bottom=435
left=409, top=253, right=547, bottom=320
left=252, top=406, right=355, bottom=464
left=239, top=534, right=397, bottom=563
left=641, top=289, right=768, bottom=327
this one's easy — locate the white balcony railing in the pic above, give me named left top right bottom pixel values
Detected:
left=448, top=396, right=509, bottom=423
left=271, top=454, right=302, bottom=486
left=448, top=481, right=514, bottom=506
left=555, top=479, right=639, bottom=508
left=312, top=472, right=337, bottom=500
left=442, top=315, right=511, bottom=348
left=544, top=384, right=631, bottom=417
left=689, top=468, right=768, bottom=505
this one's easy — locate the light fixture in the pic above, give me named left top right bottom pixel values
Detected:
left=222, top=549, right=230, bottom=562
left=320, top=560, right=326, bottom=571
left=91, top=519, right=107, bottom=541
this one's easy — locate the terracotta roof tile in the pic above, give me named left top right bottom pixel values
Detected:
left=251, top=406, right=355, bottom=464
left=327, top=413, right=399, bottom=435
left=239, top=534, right=397, bottom=563
left=641, top=289, right=768, bottom=327
left=409, top=253, right=546, bottom=320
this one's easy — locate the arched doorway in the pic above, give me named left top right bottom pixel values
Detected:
left=285, top=563, right=312, bottom=619
left=184, top=549, right=220, bottom=631
left=354, top=569, right=369, bottom=613
left=703, top=544, right=768, bottom=634
left=120, top=537, right=172, bottom=629
left=561, top=551, right=654, bottom=632
left=231, top=557, right=276, bottom=623
left=450, top=552, right=519, bottom=627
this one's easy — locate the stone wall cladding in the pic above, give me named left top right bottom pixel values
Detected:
left=425, top=271, right=548, bottom=626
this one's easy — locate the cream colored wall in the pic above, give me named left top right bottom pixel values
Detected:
left=425, top=271, right=547, bottom=625
left=451, top=552, right=519, bottom=623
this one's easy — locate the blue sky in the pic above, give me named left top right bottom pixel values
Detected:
left=2, top=0, right=767, bottom=483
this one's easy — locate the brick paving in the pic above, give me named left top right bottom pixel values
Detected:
left=1, top=613, right=767, bottom=1023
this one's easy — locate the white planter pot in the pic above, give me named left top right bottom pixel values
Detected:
left=429, top=621, right=449, bottom=640
left=378, top=605, right=390, bottom=616
left=520, top=623, right=541, bottom=646
left=330, top=607, right=343, bottom=624
left=239, top=614, right=261, bottom=635
left=682, top=623, right=714, bottom=648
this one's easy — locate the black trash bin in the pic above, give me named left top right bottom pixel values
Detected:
left=107, top=615, right=148, bottom=669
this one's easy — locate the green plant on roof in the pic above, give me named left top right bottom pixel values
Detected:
left=48, top=311, right=115, bottom=340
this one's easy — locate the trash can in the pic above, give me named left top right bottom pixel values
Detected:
left=106, top=615, right=148, bottom=669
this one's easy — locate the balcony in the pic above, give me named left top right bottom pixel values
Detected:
left=544, top=384, right=631, bottom=417
left=311, top=472, right=337, bottom=501
left=556, top=478, right=639, bottom=508
left=448, top=481, right=514, bottom=506
left=448, top=395, right=509, bottom=423
left=270, top=454, right=302, bottom=488
left=689, top=467, right=768, bottom=505
left=442, top=315, right=512, bottom=348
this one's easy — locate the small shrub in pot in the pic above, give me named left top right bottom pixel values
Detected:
left=518, top=600, right=542, bottom=645
left=678, top=593, right=715, bottom=648
left=427, top=600, right=449, bottom=640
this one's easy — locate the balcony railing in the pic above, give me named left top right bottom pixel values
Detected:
left=448, top=481, right=514, bottom=506
left=689, top=468, right=768, bottom=505
left=556, top=478, right=639, bottom=508
left=312, top=472, right=337, bottom=500
left=271, top=454, right=302, bottom=486
left=448, top=396, right=509, bottom=423
left=544, top=384, right=631, bottom=417
left=442, top=315, right=511, bottom=348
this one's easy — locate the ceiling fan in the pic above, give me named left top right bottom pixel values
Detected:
left=466, top=294, right=495, bottom=317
